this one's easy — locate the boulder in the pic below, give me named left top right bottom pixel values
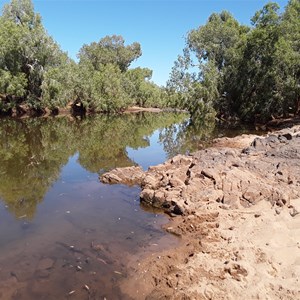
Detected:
left=100, top=166, right=145, bottom=186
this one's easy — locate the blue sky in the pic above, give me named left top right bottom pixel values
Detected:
left=0, top=0, right=288, bottom=86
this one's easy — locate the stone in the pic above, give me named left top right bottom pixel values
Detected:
left=100, top=166, right=145, bottom=185
left=37, top=258, right=54, bottom=271
left=101, top=128, right=300, bottom=215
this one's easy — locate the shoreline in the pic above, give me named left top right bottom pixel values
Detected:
left=101, top=125, right=300, bottom=299
left=0, top=106, right=186, bottom=119
left=2, top=105, right=300, bottom=135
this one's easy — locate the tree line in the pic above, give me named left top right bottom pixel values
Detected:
left=0, top=0, right=168, bottom=116
left=168, top=0, right=300, bottom=123
left=0, top=0, right=299, bottom=123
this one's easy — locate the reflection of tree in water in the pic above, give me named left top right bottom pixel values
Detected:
left=0, top=118, right=76, bottom=219
left=0, top=112, right=187, bottom=219
left=159, top=115, right=258, bottom=159
left=77, top=113, right=187, bottom=173
left=159, top=117, right=216, bottom=158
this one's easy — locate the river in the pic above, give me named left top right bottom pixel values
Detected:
left=0, top=112, right=254, bottom=299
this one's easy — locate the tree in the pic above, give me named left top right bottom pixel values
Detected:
left=167, top=11, right=245, bottom=122
left=275, top=0, right=300, bottom=114
left=0, top=0, right=69, bottom=113
left=187, top=11, right=246, bottom=71
left=233, top=2, right=288, bottom=121
left=123, top=67, right=159, bottom=107
left=168, top=1, right=300, bottom=123
left=41, top=57, right=77, bottom=110
left=76, top=36, right=167, bottom=112
left=78, top=35, right=142, bottom=72
left=0, top=1, right=167, bottom=115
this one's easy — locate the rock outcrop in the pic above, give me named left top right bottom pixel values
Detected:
left=101, top=126, right=300, bottom=300
left=100, top=126, right=300, bottom=216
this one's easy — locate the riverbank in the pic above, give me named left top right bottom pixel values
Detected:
left=101, top=126, right=300, bottom=299
left=0, top=105, right=185, bottom=119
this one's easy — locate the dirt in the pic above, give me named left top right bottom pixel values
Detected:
left=101, top=125, right=300, bottom=299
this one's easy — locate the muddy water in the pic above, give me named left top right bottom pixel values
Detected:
left=0, top=113, right=256, bottom=299
left=0, top=113, right=190, bottom=300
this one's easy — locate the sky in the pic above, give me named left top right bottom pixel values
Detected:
left=0, top=0, right=289, bottom=86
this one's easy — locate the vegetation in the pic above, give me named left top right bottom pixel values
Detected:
left=0, top=0, right=299, bottom=123
left=167, top=0, right=300, bottom=123
left=0, top=0, right=167, bottom=116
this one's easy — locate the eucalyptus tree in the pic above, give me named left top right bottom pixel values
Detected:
left=230, top=1, right=300, bottom=121
left=123, top=67, right=165, bottom=107
left=233, top=3, right=282, bottom=120
left=0, top=0, right=70, bottom=113
left=77, top=35, right=166, bottom=112
left=169, top=1, right=300, bottom=123
left=78, top=35, right=142, bottom=73
left=167, top=11, right=246, bottom=122
left=276, top=0, right=300, bottom=115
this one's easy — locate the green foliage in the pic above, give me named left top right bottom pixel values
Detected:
left=187, top=11, right=245, bottom=71
left=0, top=1, right=168, bottom=114
left=167, top=52, right=218, bottom=123
left=123, top=67, right=166, bottom=108
left=89, top=64, right=130, bottom=112
left=78, top=35, right=142, bottom=72
left=276, top=0, right=300, bottom=114
left=76, top=36, right=166, bottom=112
left=169, top=1, right=300, bottom=123
left=0, top=70, right=27, bottom=99
left=77, top=35, right=168, bottom=112
left=0, top=0, right=70, bottom=112
left=2, top=0, right=40, bottom=28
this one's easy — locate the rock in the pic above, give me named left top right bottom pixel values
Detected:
left=242, top=187, right=261, bottom=204
left=168, top=176, right=185, bottom=188
left=142, top=174, right=162, bottom=189
left=140, top=188, right=155, bottom=203
left=281, top=133, right=293, bottom=140
left=224, top=263, right=248, bottom=281
left=101, top=127, right=300, bottom=215
left=251, top=137, right=265, bottom=150
left=37, top=258, right=54, bottom=271
left=100, top=166, right=145, bottom=185
left=173, top=204, right=184, bottom=215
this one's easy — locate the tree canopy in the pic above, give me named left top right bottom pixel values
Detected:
left=0, top=0, right=167, bottom=116
left=167, top=0, right=300, bottom=123
left=78, top=35, right=142, bottom=72
left=0, top=0, right=70, bottom=112
left=0, top=0, right=299, bottom=123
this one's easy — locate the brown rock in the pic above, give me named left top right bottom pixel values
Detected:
left=37, top=258, right=54, bottom=271
left=100, top=166, right=145, bottom=185
left=102, top=128, right=300, bottom=213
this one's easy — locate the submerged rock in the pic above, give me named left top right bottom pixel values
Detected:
left=37, top=258, right=54, bottom=270
left=100, top=166, right=145, bottom=186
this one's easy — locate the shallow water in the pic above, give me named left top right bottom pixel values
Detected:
left=0, top=113, right=256, bottom=299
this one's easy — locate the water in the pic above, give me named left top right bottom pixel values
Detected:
left=0, top=113, right=256, bottom=299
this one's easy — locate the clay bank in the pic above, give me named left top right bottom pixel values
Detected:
left=101, top=126, right=300, bottom=299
